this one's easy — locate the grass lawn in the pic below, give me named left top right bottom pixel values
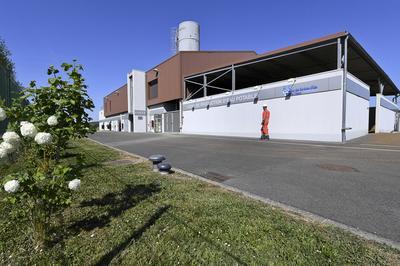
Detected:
left=0, top=138, right=399, bottom=265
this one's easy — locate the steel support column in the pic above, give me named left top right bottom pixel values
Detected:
left=232, top=65, right=236, bottom=92
left=183, top=79, right=186, bottom=100
left=203, top=75, right=207, bottom=97
left=337, top=38, right=342, bottom=69
left=341, top=36, right=348, bottom=143
left=378, top=78, right=385, bottom=94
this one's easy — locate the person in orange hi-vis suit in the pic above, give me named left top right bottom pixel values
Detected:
left=260, top=104, right=270, bottom=140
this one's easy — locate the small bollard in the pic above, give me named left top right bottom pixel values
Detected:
left=148, top=154, right=165, bottom=172
left=158, top=162, right=172, bottom=175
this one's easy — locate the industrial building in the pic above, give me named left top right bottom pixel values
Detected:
left=146, top=50, right=256, bottom=133
left=99, top=70, right=146, bottom=132
left=99, top=21, right=399, bottom=142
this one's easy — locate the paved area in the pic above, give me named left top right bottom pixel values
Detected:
left=90, top=132, right=400, bottom=243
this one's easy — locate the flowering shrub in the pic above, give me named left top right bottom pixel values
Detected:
left=4, top=179, right=20, bottom=193
left=68, top=178, right=81, bottom=191
left=47, top=115, right=58, bottom=126
left=20, top=121, right=38, bottom=137
left=2, top=131, right=20, bottom=144
left=34, top=132, right=52, bottom=145
left=0, top=61, right=94, bottom=249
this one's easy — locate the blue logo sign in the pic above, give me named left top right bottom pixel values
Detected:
left=282, top=85, right=318, bottom=97
left=282, top=87, right=292, bottom=97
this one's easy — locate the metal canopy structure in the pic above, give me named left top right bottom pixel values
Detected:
left=184, top=32, right=399, bottom=101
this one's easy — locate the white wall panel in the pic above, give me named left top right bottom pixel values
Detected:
left=345, top=92, right=369, bottom=140
left=376, top=94, right=398, bottom=133
left=183, top=89, right=343, bottom=142
left=127, top=70, right=146, bottom=133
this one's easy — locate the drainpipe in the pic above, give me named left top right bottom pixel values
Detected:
left=179, top=100, right=183, bottom=132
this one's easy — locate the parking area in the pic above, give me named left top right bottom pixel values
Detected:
left=90, top=132, right=400, bottom=244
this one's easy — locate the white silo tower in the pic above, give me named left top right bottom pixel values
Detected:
left=177, top=21, right=200, bottom=51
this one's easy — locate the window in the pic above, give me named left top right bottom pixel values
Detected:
left=149, top=79, right=158, bottom=99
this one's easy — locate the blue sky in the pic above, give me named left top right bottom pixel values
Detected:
left=1, top=0, right=399, bottom=119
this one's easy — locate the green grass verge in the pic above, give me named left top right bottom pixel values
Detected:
left=0, top=139, right=399, bottom=265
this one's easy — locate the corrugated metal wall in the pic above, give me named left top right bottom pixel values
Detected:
left=0, top=64, right=20, bottom=133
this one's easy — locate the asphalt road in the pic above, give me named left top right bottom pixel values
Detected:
left=90, top=132, right=400, bottom=243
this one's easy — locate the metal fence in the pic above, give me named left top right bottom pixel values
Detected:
left=0, top=64, right=21, bottom=133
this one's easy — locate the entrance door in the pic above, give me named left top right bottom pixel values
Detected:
left=154, top=114, right=162, bottom=133
left=164, top=111, right=180, bottom=132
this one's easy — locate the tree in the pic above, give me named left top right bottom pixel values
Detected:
left=0, top=38, right=17, bottom=81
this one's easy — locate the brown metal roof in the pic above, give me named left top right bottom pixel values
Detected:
left=255, top=32, right=347, bottom=59
left=146, top=50, right=257, bottom=72
left=185, top=32, right=347, bottom=76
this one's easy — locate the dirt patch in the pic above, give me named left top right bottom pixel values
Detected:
left=201, top=171, right=234, bottom=182
left=317, top=163, right=359, bottom=173
left=102, top=155, right=146, bottom=166
left=361, top=133, right=400, bottom=146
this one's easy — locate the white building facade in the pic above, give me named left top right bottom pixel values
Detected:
left=99, top=70, right=146, bottom=133
left=182, top=70, right=370, bottom=142
left=375, top=94, right=400, bottom=133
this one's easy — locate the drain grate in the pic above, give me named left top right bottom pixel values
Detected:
left=201, top=171, right=233, bottom=182
left=317, top=163, right=359, bottom=173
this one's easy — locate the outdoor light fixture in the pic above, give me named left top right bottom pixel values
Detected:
left=153, top=68, right=159, bottom=77
left=158, top=162, right=172, bottom=175
left=148, top=154, right=165, bottom=171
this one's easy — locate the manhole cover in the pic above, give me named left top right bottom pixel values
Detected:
left=317, top=163, right=359, bottom=173
left=201, top=171, right=233, bottom=182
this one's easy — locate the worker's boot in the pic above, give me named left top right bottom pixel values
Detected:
left=260, top=134, right=265, bottom=140
left=266, top=135, right=270, bottom=140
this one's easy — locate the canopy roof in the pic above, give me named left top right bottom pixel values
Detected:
left=185, top=32, right=398, bottom=98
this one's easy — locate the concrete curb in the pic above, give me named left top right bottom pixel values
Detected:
left=87, top=137, right=400, bottom=250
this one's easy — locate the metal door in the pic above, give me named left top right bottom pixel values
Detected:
left=395, top=112, right=400, bottom=132
left=164, top=111, right=180, bottom=132
left=154, top=114, right=162, bottom=133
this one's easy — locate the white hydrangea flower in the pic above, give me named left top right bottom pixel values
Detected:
left=34, top=132, right=52, bottom=145
left=20, top=122, right=37, bottom=138
left=0, top=142, right=15, bottom=153
left=0, top=148, right=7, bottom=159
left=4, top=180, right=20, bottom=193
left=2, top=131, right=20, bottom=145
left=68, top=179, right=81, bottom=191
left=0, top=108, right=6, bottom=121
left=47, top=115, right=58, bottom=126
